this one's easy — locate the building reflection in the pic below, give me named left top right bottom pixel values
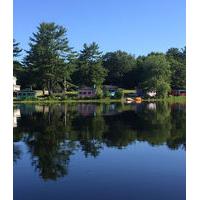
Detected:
left=147, top=102, right=157, bottom=110
left=13, top=108, right=21, bottom=128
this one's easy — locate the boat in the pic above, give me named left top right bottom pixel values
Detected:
left=134, top=97, right=142, bottom=103
left=126, top=97, right=134, bottom=103
left=126, top=97, right=143, bottom=104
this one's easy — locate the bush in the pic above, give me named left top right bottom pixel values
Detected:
left=60, top=95, right=68, bottom=100
left=156, top=82, right=171, bottom=98
left=103, top=90, right=111, bottom=98
left=46, top=95, right=58, bottom=100
left=66, top=93, right=78, bottom=99
left=114, top=89, right=123, bottom=99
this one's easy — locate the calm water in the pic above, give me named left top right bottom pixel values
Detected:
left=13, top=102, right=186, bottom=200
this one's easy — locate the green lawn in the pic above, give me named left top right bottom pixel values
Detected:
left=122, top=89, right=136, bottom=94
left=144, top=96, right=186, bottom=103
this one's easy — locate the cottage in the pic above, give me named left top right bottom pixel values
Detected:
left=171, top=89, right=186, bottom=96
left=78, top=86, right=96, bottom=98
left=103, top=85, right=118, bottom=97
left=16, top=88, right=36, bottom=99
left=136, top=88, right=156, bottom=97
left=146, top=91, right=156, bottom=97
left=34, top=90, right=49, bottom=96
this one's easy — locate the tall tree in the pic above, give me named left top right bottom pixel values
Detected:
left=25, top=22, right=75, bottom=94
left=13, top=39, right=30, bottom=88
left=13, top=39, right=22, bottom=58
left=139, top=54, right=171, bottom=98
left=103, top=50, right=136, bottom=88
left=166, top=47, right=186, bottom=89
left=73, top=42, right=107, bottom=88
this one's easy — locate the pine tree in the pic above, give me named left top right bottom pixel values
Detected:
left=73, top=42, right=107, bottom=88
left=25, top=22, right=76, bottom=94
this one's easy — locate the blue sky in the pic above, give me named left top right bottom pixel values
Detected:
left=14, top=0, right=185, bottom=57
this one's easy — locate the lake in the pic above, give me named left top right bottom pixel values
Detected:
left=13, top=102, right=186, bottom=200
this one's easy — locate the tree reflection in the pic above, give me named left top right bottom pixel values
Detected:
left=13, top=144, right=22, bottom=163
left=167, top=103, right=186, bottom=150
left=13, top=102, right=186, bottom=180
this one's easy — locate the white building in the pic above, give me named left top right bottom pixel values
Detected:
left=13, top=76, right=20, bottom=92
left=147, top=91, right=156, bottom=97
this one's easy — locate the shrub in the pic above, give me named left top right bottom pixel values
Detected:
left=66, top=93, right=78, bottom=99
left=114, top=89, right=123, bottom=99
left=46, top=95, right=58, bottom=100
left=60, top=95, right=68, bottom=100
left=103, top=90, right=111, bottom=98
left=156, top=82, right=171, bottom=98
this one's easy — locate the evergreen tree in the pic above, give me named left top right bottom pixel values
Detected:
left=13, top=39, right=22, bottom=58
left=13, top=39, right=30, bottom=88
left=73, top=42, right=107, bottom=88
left=25, top=22, right=75, bottom=94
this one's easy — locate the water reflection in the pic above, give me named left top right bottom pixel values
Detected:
left=13, top=108, right=21, bottom=128
left=13, top=102, right=185, bottom=181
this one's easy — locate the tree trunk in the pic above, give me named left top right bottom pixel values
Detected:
left=63, top=78, right=66, bottom=94
left=43, top=88, right=45, bottom=96
left=48, top=80, right=53, bottom=96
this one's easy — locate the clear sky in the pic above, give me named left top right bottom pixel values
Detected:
left=14, top=0, right=185, bottom=57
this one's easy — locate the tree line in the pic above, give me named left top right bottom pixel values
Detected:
left=14, top=22, right=186, bottom=97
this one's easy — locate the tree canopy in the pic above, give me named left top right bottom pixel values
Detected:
left=138, top=54, right=171, bottom=97
left=166, top=47, right=186, bottom=89
left=72, top=42, right=107, bottom=88
left=24, top=22, right=75, bottom=93
left=103, top=50, right=136, bottom=88
left=13, top=39, right=22, bottom=58
left=14, top=22, right=186, bottom=97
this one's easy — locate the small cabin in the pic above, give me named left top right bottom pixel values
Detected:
left=136, top=88, right=156, bottom=97
left=16, top=88, right=36, bottom=99
left=78, top=86, right=96, bottom=98
left=146, top=91, right=156, bottom=97
left=171, top=89, right=186, bottom=96
left=34, top=90, right=49, bottom=96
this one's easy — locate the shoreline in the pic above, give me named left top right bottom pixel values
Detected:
left=13, top=96, right=186, bottom=104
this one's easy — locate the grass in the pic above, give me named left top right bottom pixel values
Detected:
left=122, top=89, right=136, bottom=94
left=65, top=91, right=78, bottom=95
left=143, top=96, right=186, bottom=103
left=13, top=96, right=186, bottom=104
left=13, top=98, right=124, bottom=104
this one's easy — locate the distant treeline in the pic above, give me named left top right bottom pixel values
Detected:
left=14, top=22, right=186, bottom=98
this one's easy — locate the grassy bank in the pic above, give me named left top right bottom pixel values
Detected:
left=143, top=96, right=186, bottom=103
left=13, top=98, right=124, bottom=104
left=13, top=96, right=186, bottom=104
